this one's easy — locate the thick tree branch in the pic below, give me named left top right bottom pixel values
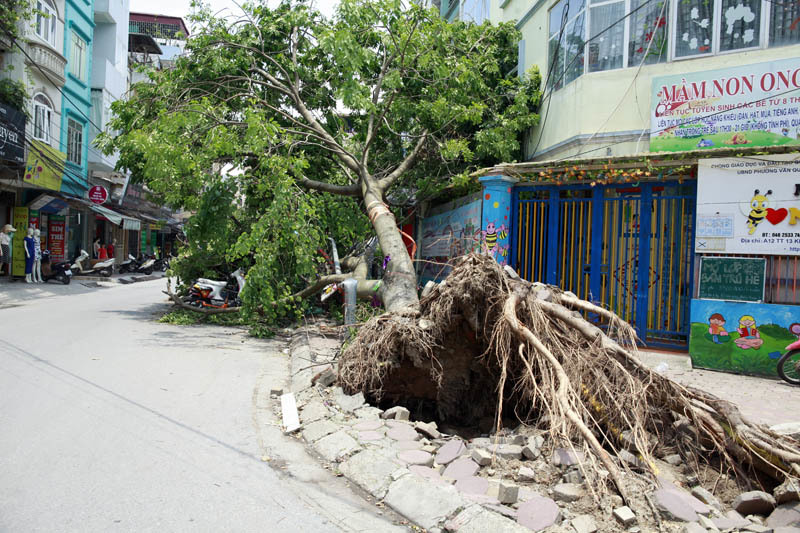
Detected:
left=297, top=177, right=361, bottom=196
left=377, top=130, right=428, bottom=191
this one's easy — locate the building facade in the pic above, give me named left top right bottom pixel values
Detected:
left=443, top=0, right=800, bottom=161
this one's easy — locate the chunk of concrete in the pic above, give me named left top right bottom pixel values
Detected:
left=333, top=388, right=365, bottom=413
left=496, top=444, right=524, bottom=460
left=570, top=514, right=597, bottom=533
left=384, top=473, right=467, bottom=531
left=680, top=523, right=707, bottom=533
left=653, top=488, right=699, bottom=522
left=517, top=466, right=536, bottom=482
left=690, top=486, right=722, bottom=511
left=301, top=419, right=339, bottom=442
left=442, top=457, right=480, bottom=481
left=280, top=392, right=301, bottom=433
left=382, top=406, right=410, bottom=421
left=339, top=449, right=405, bottom=499
left=416, top=421, right=441, bottom=439
left=435, top=438, right=466, bottom=465
left=354, top=406, right=382, bottom=419
left=552, top=448, right=584, bottom=466
left=517, top=495, right=561, bottom=531
left=553, top=483, right=584, bottom=503
left=613, top=506, right=636, bottom=527
left=353, top=419, right=383, bottom=431
left=498, top=482, right=519, bottom=504
left=734, top=491, right=778, bottom=516
left=313, top=429, right=361, bottom=462
left=776, top=479, right=800, bottom=504
left=445, top=504, right=530, bottom=533
left=311, top=365, right=336, bottom=387
left=299, top=400, right=330, bottom=423
left=471, top=448, right=493, bottom=466
left=522, top=443, right=541, bottom=460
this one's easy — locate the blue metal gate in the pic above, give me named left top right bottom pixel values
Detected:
left=511, top=181, right=697, bottom=348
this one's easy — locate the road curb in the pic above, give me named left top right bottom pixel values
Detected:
left=287, top=326, right=527, bottom=533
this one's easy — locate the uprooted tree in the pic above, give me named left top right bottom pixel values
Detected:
left=340, top=254, right=800, bottom=502
left=100, top=0, right=541, bottom=317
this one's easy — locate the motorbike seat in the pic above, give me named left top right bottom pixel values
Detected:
left=196, top=278, right=228, bottom=288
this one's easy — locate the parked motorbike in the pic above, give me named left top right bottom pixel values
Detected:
left=134, top=255, right=156, bottom=275
left=185, top=269, right=245, bottom=308
left=70, top=250, right=115, bottom=277
left=153, top=255, right=171, bottom=272
left=41, top=250, right=72, bottom=284
left=118, top=254, right=135, bottom=274
left=777, top=339, right=800, bottom=385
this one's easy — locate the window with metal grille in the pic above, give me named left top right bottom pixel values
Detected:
left=67, top=118, right=83, bottom=165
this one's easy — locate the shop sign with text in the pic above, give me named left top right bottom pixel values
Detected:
left=651, top=58, right=800, bottom=152
left=48, top=216, right=66, bottom=261
left=696, top=155, right=800, bottom=255
left=89, top=186, right=108, bottom=204
left=24, top=140, right=66, bottom=191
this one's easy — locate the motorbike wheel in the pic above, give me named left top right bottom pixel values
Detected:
left=101, top=268, right=112, bottom=277
left=59, top=273, right=71, bottom=285
left=143, top=267, right=153, bottom=275
left=777, top=349, right=800, bottom=385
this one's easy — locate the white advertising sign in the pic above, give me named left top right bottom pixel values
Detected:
left=696, top=155, right=800, bottom=255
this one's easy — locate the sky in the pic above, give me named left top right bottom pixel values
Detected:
left=129, top=0, right=339, bottom=27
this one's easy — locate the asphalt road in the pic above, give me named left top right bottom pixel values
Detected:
left=0, top=279, right=405, bottom=532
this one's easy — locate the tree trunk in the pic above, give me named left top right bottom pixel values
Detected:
left=363, top=186, right=419, bottom=314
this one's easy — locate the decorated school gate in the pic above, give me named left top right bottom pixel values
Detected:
left=510, top=180, right=697, bottom=348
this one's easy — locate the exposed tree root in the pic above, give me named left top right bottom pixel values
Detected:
left=338, top=253, right=800, bottom=500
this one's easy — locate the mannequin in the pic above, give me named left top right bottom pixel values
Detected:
left=33, top=228, right=43, bottom=283
left=0, top=223, right=15, bottom=277
left=24, top=227, right=35, bottom=283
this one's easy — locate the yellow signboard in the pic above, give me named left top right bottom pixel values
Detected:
left=24, top=140, right=66, bottom=192
left=11, top=207, right=28, bottom=277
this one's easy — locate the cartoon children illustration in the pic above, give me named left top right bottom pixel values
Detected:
left=734, top=315, right=764, bottom=350
left=482, top=221, right=509, bottom=260
left=707, top=313, right=729, bottom=344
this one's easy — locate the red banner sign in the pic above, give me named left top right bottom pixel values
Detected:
left=89, top=186, right=108, bottom=204
left=48, top=216, right=66, bottom=261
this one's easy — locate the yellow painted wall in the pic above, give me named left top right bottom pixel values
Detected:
left=492, top=0, right=800, bottom=161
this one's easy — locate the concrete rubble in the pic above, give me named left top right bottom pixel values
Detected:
left=281, top=328, right=800, bottom=533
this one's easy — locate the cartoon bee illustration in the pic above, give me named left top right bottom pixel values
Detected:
left=482, top=220, right=508, bottom=257
left=746, top=189, right=772, bottom=235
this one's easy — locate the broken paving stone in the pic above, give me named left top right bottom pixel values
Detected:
left=471, top=448, right=493, bottom=466
left=302, top=419, right=339, bottom=442
left=332, top=388, right=365, bottom=413
left=442, top=457, right=480, bottom=481
left=311, top=366, right=336, bottom=387
left=690, top=486, right=722, bottom=511
left=397, top=450, right=434, bottom=466
left=386, top=424, right=420, bottom=441
left=518, top=466, right=536, bottom=482
left=495, top=444, right=524, bottom=460
left=743, top=524, right=772, bottom=533
left=552, top=449, right=584, bottom=467
left=767, top=502, right=800, bottom=528
left=653, top=488, right=700, bottom=522
left=553, top=483, right=584, bottom=503
left=384, top=474, right=467, bottom=531
left=697, top=515, right=715, bottom=530
left=354, top=406, right=382, bottom=419
left=612, top=506, right=636, bottom=527
left=776, top=479, right=800, bottom=504
left=435, top=439, right=466, bottom=465
left=517, top=495, right=561, bottom=531
left=353, top=419, right=383, bottom=431
left=484, top=503, right=518, bottom=520
left=313, top=430, right=361, bottom=462
left=496, top=482, right=519, bottom=504
left=664, top=454, right=683, bottom=466
left=680, top=523, right=706, bottom=533
left=445, top=504, right=528, bottom=533
left=299, top=400, right=329, bottom=424
left=561, top=467, right=584, bottom=485
left=381, top=406, right=410, bottom=421
left=522, top=443, right=541, bottom=460
left=409, top=465, right=444, bottom=483
left=734, top=491, right=777, bottom=516
left=711, top=510, right=751, bottom=530
left=570, top=515, right=597, bottom=533
left=339, top=449, right=404, bottom=499
left=455, top=476, right=489, bottom=496
left=416, top=421, right=441, bottom=440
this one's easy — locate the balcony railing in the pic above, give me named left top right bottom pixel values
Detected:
left=25, top=41, right=67, bottom=87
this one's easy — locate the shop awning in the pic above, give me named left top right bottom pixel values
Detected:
left=88, top=204, right=141, bottom=231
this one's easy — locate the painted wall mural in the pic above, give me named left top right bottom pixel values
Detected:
left=689, top=298, right=800, bottom=376
left=419, top=196, right=482, bottom=283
